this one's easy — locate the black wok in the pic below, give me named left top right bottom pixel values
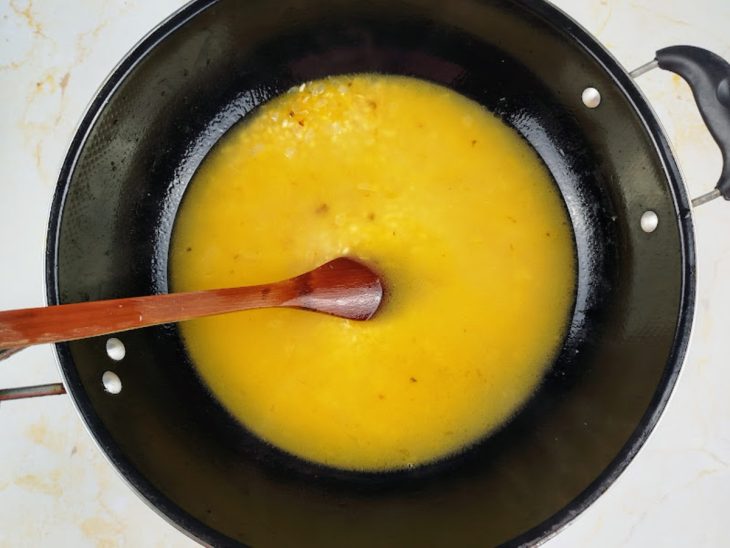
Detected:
left=5, top=0, right=730, bottom=546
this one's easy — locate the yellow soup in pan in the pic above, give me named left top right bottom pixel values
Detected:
left=170, top=74, right=576, bottom=471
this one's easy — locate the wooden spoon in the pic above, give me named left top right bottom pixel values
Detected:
left=0, top=257, right=383, bottom=359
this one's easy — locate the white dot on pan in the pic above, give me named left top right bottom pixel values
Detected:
left=641, top=210, right=659, bottom=233
left=582, top=87, right=601, bottom=108
left=106, top=338, right=125, bottom=361
left=102, top=371, right=122, bottom=395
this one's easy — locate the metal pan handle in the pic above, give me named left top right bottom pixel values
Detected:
left=0, top=383, right=66, bottom=402
left=0, top=347, right=65, bottom=402
left=631, top=45, right=730, bottom=207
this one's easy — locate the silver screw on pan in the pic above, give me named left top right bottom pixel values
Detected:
left=106, top=338, right=126, bottom=361
left=582, top=87, right=601, bottom=108
left=102, top=371, right=122, bottom=395
left=641, top=210, right=659, bottom=233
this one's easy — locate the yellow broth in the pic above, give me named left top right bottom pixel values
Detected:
left=170, top=74, right=576, bottom=471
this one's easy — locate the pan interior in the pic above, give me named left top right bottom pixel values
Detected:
left=49, top=1, right=689, bottom=546
left=169, top=72, right=578, bottom=473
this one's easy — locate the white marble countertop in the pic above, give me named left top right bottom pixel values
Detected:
left=1, top=0, right=728, bottom=546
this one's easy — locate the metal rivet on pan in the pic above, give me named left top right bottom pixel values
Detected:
left=641, top=210, right=659, bottom=233
left=106, top=338, right=125, bottom=361
left=102, top=371, right=122, bottom=394
left=582, top=87, right=601, bottom=108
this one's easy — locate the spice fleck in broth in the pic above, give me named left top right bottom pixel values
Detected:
left=170, top=74, right=576, bottom=471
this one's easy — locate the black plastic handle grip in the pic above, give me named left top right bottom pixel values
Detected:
left=656, top=46, right=730, bottom=200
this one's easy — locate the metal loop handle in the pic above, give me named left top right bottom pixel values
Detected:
left=0, top=383, right=66, bottom=403
left=630, top=46, right=730, bottom=207
left=0, top=347, right=24, bottom=361
left=0, top=346, right=66, bottom=402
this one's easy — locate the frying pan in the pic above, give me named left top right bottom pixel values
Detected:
left=2, top=0, right=729, bottom=546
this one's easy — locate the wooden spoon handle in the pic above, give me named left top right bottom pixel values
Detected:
left=0, top=284, right=284, bottom=350
left=0, top=257, right=383, bottom=356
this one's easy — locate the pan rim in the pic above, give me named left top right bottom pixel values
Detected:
left=44, top=0, right=696, bottom=546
